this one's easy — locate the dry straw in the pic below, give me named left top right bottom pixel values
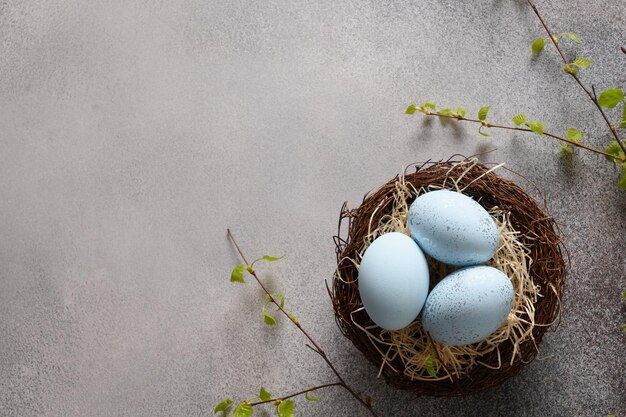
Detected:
left=330, top=158, right=566, bottom=396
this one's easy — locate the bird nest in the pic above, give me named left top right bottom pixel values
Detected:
left=329, top=158, right=566, bottom=396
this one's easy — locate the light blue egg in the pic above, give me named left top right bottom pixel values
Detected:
left=408, top=189, right=499, bottom=266
left=358, top=232, right=430, bottom=330
left=421, top=266, right=514, bottom=346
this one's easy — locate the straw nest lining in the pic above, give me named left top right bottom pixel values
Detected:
left=330, top=159, right=566, bottom=396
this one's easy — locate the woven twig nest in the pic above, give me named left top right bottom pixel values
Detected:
left=330, top=159, right=566, bottom=396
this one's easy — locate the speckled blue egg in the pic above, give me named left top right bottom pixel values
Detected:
left=421, top=266, right=514, bottom=346
left=408, top=189, right=499, bottom=266
left=358, top=232, right=430, bottom=331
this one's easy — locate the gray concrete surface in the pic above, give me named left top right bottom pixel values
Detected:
left=0, top=0, right=625, bottom=416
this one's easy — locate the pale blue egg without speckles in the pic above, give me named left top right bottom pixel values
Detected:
left=408, top=189, right=499, bottom=266
left=358, top=232, right=430, bottom=331
left=422, top=266, right=514, bottom=346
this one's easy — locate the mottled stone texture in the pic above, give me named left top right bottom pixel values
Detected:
left=0, top=1, right=624, bottom=416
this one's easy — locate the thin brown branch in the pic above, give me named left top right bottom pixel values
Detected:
left=526, top=0, right=626, bottom=156
left=526, top=0, right=567, bottom=64
left=305, top=343, right=324, bottom=357
left=423, top=112, right=622, bottom=161
left=249, top=382, right=343, bottom=406
left=226, top=229, right=379, bottom=417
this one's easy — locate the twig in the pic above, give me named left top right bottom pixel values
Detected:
left=526, top=0, right=626, bottom=156
left=226, top=229, right=379, bottom=417
left=305, top=343, right=324, bottom=357
left=249, top=383, right=343, bottom=406
left=423, top=111, right=622, bottom=161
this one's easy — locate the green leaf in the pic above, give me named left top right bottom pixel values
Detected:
left=572, top=57, right=592, bottom=68
left=597, top=88, right=625, bottom=108
left=605, top=141, right=622, bottom=156
left=214, top=399, right=233, bottom=414
left=604, top=140, right=625, bottom=163
left=478, top=106, right=490, bottom=121
left=271, top=292, right=285, bottom=308
left=512, top=113, right=526, bottom=126
left=250, top=255, right=284, bottom=268
left=287, top=313, right=298, bottom=325
left=566, top=128, right=583, bottom=142
left=478, top=126, right=491, bottom=137
left=456, top=107, right=467, bottom=117
left=564, top=64, right=577, bottom=76
left=531, top=37, right=545, bottom=55
left=259, top=387, right=271, bottom=402
left=230, top=264, right=246, bottom=283
left=233, top=402, right=253, bottom=417
left=622, top=290, right=626, bottom=299
left=563, top=32, right=581, bottom=43
left=277, top=400, right=295, bottom=417
left=262, top=311, right=277, bottom=326
left=619, top=164, right=626, bottom=190
left=423, top=102, right=436, bottom=110
left=424, top=354, right=437, bottom=377
left=560, top=143, right=573, bottom=155
left=405, top=104, right=417, bottom=114
left=305, top=391, right=319, bottom=401
left=619, top=120, right=626, bottom=129
left=438, top=108, right=453, bottom=116
left=260, top=255, right=284, bottom=263
left=528, top=121, right=544, bottom=136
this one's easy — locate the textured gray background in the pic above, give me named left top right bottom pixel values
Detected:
left=0, top=0, right=624, bottom=416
